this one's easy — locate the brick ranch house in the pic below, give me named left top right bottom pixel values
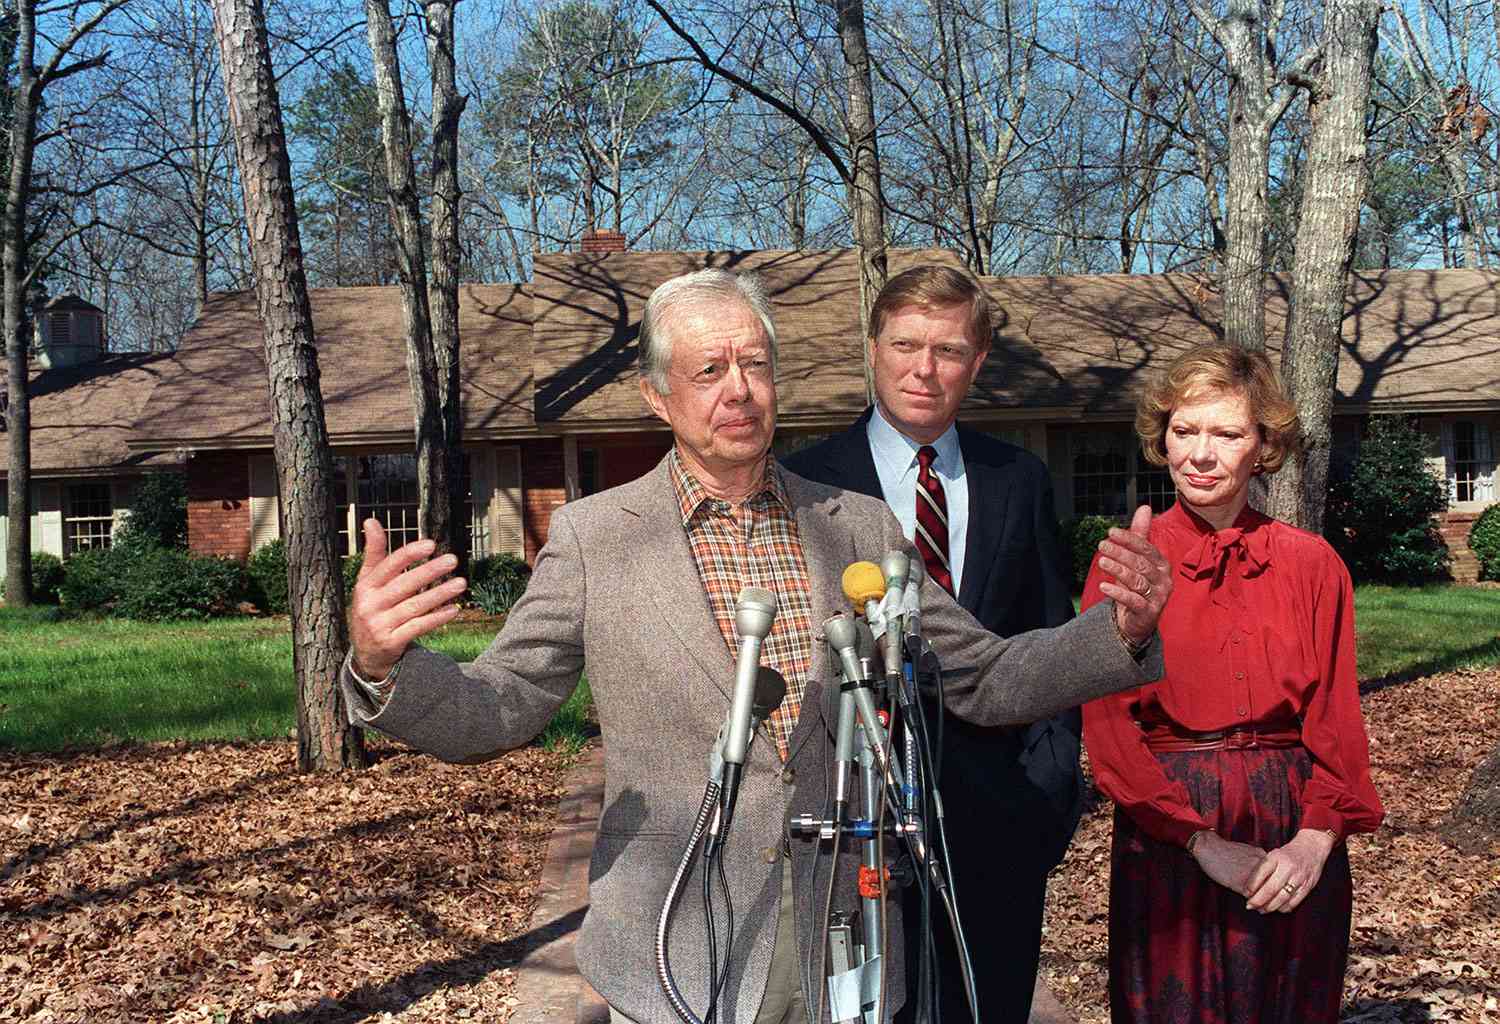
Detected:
left=4, top=247, right=1497, bottom=581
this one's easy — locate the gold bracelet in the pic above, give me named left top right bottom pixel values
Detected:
left=1186, top=829, right=1214, bottom=854
left=1112, top=608, right=1151, bottom=659
left=1322, top=827, right=1339, bottom=844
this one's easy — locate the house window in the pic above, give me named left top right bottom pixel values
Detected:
left=1071, top=431, right=1130, bottom=516
left=1070, top=428, right=1177, bottom=517
left=1449, top=420, right=1495, bottom=504
left=358, top=455, right=422, bottom=550
left=65, top=482, right=114, bottom=554
left=1138, top=461, right=1176, bottom=513
left=336, top=453, right=477, bottom=555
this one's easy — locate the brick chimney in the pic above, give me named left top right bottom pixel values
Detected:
left=580, top=229, right=627, bottom=255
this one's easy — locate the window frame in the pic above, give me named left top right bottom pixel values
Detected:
left=63, top=481, right=114, bottom=556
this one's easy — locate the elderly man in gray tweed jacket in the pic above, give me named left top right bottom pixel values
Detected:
left=344, top=268, right=1174, bottom=1024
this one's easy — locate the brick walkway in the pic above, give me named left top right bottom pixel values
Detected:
left=509, top=746, right=1076, bottom=1024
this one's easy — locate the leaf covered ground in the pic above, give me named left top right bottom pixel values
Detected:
left=1041, top=666, right=1500, bottom=1023
left=0, top=739, right=571, bottom=1023
left=2, top=669, right=1497, bottom=1023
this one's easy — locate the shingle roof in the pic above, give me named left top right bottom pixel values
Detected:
left=1, top=354, right=181, bottom=477
left=977, top=268, right=1500, bottom=417
left=33, top=259, right=1500, bottom=473
left=132, top=284, right=533, bottom=448
left=529, top=248, right=981, bottom=429
left=44, top=294, right=105, bottom=314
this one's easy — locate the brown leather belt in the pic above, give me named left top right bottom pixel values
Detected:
left=1140, top=722, right=1302, bottom=752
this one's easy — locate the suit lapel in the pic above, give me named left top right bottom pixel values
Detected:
left=626, top=462, right=737, bottom=701
left=834, top=408, right=884, bottom=500
left=957, top=429, right=1004, bottom=612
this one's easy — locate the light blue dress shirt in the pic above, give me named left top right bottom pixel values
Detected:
left=866, top=404, right=970, bottom=595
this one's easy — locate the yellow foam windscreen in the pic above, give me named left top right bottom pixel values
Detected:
left=841, top=561, right=886, bottom=612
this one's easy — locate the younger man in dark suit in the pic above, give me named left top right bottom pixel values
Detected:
left=784, top=265, right=1080, bottom=1024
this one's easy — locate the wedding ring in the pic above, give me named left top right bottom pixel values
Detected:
left=1283, top=881, right=1299, bottom=895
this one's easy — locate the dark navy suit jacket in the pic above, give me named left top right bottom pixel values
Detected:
left=783, top=408, right=1083, bottom=868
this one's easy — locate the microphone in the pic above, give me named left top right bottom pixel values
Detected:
left=842, top=560, right=886, bottom=618
left=902, top=558, right=924, bottom=639
left=879, top=551, right=909, bottom=679
left=826, top=612, right=903, bottom=791
left=752, top=665, right=788, bottom=724
left=823, top=613, right=863, bottom=811
left=715, top=586, right=778, bottom=842
left=723, top=587, right=778, bottom=767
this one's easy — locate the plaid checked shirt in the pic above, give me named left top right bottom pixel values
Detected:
left=668, top=449, right=815, bottom=762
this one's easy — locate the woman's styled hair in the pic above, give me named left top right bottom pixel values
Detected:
left=1136, top=343, right=1301, bottom=473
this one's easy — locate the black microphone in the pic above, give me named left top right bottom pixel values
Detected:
left=752, top=666, right=788, bottom=726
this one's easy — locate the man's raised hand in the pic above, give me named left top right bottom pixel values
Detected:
left=349, top=518, right=466, bottom=680
left=1095, top=504, right=1173, bottom=648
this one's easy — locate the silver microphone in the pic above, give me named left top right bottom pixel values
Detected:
left=723, top=587, right=778, bottom=767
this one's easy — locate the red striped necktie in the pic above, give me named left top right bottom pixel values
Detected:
left=915, top=445, right=954, bottom=595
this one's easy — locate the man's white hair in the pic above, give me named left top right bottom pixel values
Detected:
left=638, top=268, right=778, bottom=394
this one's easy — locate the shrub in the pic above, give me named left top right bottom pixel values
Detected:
left=343, top=552, right=364, bottom=597
left=1324, top=415, right=1450, bottom=583
left=1058, top=515, right=1117, bottom=589
left=468, top=553, right=532, bottom=615
left=113, top=548, right=249, bottom=620
left=116, top=473, right=188, bottom=550
left=247, top=539, right=289, bottom=614
left=1471, top=505, right=1500, bottom=582
left=59, top=544, right=248, bottom=619
left=60, top=548, right=123, bottom=611
left=28, top=552, right=65, bottom=604
left=470, top=552, right=531, bottom=591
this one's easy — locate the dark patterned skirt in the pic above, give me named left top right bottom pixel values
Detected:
left=1107, top=745, right=1353, bottom=1024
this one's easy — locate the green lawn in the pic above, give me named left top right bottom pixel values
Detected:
left=1352, top=584, right=1500, bottom=683
left=0, top=608, right=592, bottom=753
left=2, top=584, right=1496, bottom=752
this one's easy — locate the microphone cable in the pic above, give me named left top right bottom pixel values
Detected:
left=656, top=781, right=721, bottom=1024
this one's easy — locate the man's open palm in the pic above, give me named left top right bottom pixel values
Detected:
left=348, top=518, right=466, bottom=680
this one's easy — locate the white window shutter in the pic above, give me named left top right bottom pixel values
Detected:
left=1439, top=420, right=1457, bottom=503
left=1477, top=421, right=1495, bottom=503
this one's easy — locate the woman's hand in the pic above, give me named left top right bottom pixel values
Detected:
left=1190, top=832, right=1268, bottom=896
left=1244, top=828, right=1336, bottom=913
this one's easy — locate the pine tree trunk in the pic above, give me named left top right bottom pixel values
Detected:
left=1267, top=0, right=1380, bottom=531
left=3, top=6, right=41, bottom=608
left=364, top=0, right=451, bottom=553
left=833, top=0, right=887, bottom=402
left=425, top=0, right=468, bottom=567
left=1444, top=740, right=1500, bottom=854
left=211, top=0, right=366, bottom=771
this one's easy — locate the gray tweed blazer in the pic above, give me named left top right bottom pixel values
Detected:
left=343, top=456, right=1161, bottom=1024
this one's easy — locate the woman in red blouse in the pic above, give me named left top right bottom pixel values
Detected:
left=1082, top=344, right=1383, bottom=1024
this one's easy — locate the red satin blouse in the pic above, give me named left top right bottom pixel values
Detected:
left=1081, top=501, right=1385, bottom=847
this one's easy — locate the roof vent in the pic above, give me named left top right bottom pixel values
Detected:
left=34, top=295, right=106, bottom=369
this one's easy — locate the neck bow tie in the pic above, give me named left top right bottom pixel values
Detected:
left=1178, top=523, right=1272, bottom=588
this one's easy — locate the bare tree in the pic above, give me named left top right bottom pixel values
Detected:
left=645, top=0, right=887, bottom=394
left=875, top=0, right=1050, bottom=274
left=211, top=0, right=365, bottom=770
left=1385, top=4, right=1496, bottom=268
left=1189, top=0, right=1320, bottom=349
left=1266, top=0, right=1381, bottom=530
left=5, top=0, right=136, bottom=606
left=363, top=0, right=452, bottom=555
left=425, top=0, right=468, bottom=567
